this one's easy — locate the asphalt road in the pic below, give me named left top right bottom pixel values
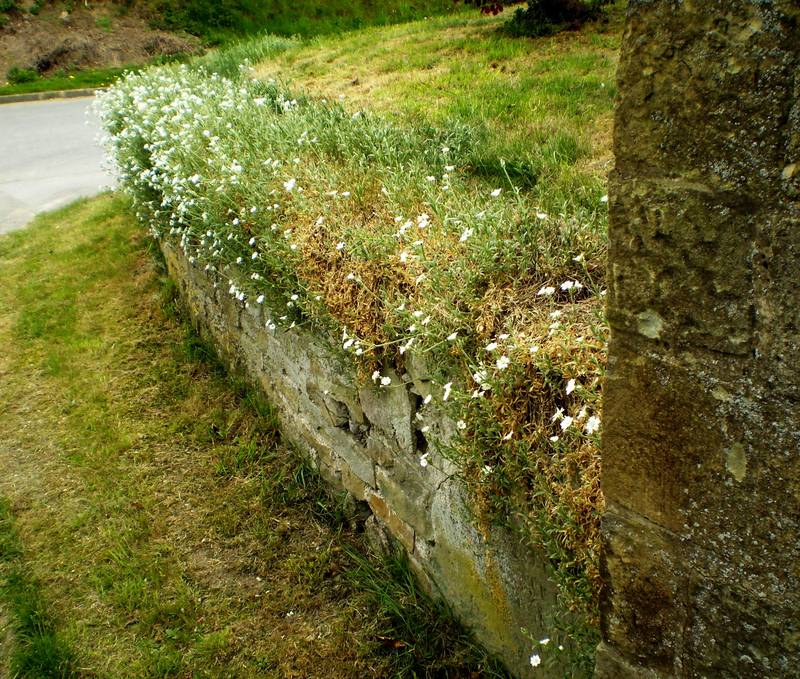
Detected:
left=0, top=97, right=114, bottom=235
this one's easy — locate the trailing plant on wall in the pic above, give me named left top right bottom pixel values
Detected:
left=96, top=60, right=607, bottom=673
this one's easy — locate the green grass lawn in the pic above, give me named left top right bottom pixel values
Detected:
left=0, top=65, right=132, bottom=96
left=0, top=195, right=505, bottom=678
left=254, top=6, right=623, bottom=195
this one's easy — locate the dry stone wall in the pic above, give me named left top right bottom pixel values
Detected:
left=161, top=241, right=567, bottom=679
left=598, top=2, right=799, bottom=677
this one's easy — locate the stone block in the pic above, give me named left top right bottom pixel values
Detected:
left=375, top=463, right=434, bottom=541
left=365, top=489, right=415, bottom=553
left=359, top=368, right=414, bottom=456
left=427, top=479, right=566, bottom=679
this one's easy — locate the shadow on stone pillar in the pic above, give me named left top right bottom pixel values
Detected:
left=597, top=2, right=799, bottom=677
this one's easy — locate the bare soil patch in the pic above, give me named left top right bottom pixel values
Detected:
left=0, top=1, right=198, bottom=82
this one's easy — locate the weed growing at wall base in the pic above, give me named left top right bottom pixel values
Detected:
left=97, top=59, right=607, bottom=672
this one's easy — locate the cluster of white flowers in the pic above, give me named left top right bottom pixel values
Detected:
left=96, top=67, right=606, bottom=536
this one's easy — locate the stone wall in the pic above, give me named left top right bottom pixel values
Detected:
left=161, top=241, right=567, bottom=678
left=598, top=2, right=799, bottom=677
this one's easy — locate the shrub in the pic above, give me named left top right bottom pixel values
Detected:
left=6, top=67, right=39, bottom=84
left=461, top=0, right=611, bottom=37
left=507, top=0, right=610, bottom=37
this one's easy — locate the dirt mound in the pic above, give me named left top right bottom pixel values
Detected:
left=0, top=1, right=200, bottom=82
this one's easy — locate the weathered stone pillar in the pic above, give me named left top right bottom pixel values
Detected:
left=597, top=2, right=799, bottom=677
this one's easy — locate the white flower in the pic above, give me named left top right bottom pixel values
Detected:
left=560, top=416, right=574, bottom=431
left=495, top=355, right=510, bottom=370
left=447, top=332, right=458, bottom=341
left=423, top=394, right=432, bottom=405
left=371, top=370, right=380, bottom=382
left=456, top=420, right=467, bottom=430
left=485, top=342, right=498, bottom=352
left=343, top=339, right=355, bottom=350
left=537, top=286, right=556, bottom=296
left=551, top=407, right=564, bottom=422
left=530, top=653, right=541, bottom=667
left=336, top=241, right=345, bottom=251
left=502, top=430, right=513, bottom=441
left=472, top=370, right=490, bottom=390
left=491, top=188, right=502, bottom=197
left=585, top=415, right=601, bottom=435
left=257, top=294, right=265, bottom=304
left=426, top=175, right=436, bottom=182
left=549, top=435, right=559, bottom=443
left=529, top=345, right=540, bottom=354
left=419, top=453, right=430, bottom=468
left=445, top=165, right=455, bottom=172
left=283, top=177, right=297, bottom=192
left=540, top=638, right=550, bottom=645
left=443, top=382, right=452, bottom=401
left=380, top=376, right=392, bottom=387
left=459, top=228, right=473, bottom=242
left=566, top=378, right=576, bottom=395
left=600, top=194, right=609, bottom=203
left=573, top=253, right=585, bottom=262
left=535, top=211, right=548, bottom=220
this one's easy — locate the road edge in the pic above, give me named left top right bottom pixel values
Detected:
left=0, top=87, right=106, bottom=105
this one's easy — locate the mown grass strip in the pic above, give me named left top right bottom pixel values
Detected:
left=0, top=194, right=507, bottom=677
left=0, top=498, right=77, bottom=679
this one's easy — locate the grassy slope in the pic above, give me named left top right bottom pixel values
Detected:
left=0, top=195, right=503, bottom=678
left=254, top=7, right=623, bottom=197
left=0, top=0, right=459, bottom=95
